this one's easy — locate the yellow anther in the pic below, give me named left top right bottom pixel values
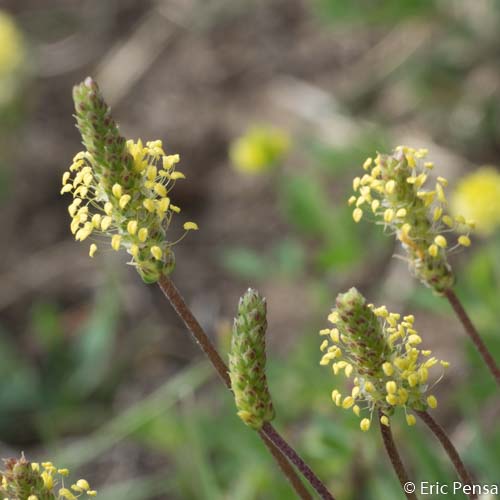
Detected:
left=76, top=479, right=90, bottom=491
left=130, top=244, right=139, bottom=257
left=360, top=418, right=371, bottom=432
left=146, top=165, right=157, bottom=181
left=427, top=395, right=438, bottom=408
left=407, top=373, right=419, bottom=387
left=154, top=183, right=167, bottom=197
left=101, top=216, right=112, bottom=231
left=382, top=362, right=394, bottom=376
left=170, top=171, right=186, bottom=180
left=458, top=235, right=471, bottom=247
left=428, top=244, right=438, bottom=257
left=143, top=199, right=155, bottom=212
left=151, top=246, right=163, bottom=260
left=353, top=208, right=363, bottom=222
left=434, top=235, right=447, bottom=248
left=386, top=381, right=397, bottom=394
left=127, top=220, right=138, bottom=235
left=364, top=381, right=375, bottom=393
left=386, top=394, right=398, bottom=405
left=384, top=208, right=394, bottom=223
left=433, top=206, right=443, bottom=221
left=111, top=235, right=121, bottom=251
left=363, top=157, right=373, bottom=170
left=119, top=194, right=131, bottom=209
left=158, top=197, right=170, bottom=213
left=112, top=183, right=122, bottom=198
left=385, top=180, right=396, bottom=194
left=406, top=414, right=416, bottom=426
left=342, top=396, right=354, bottom=409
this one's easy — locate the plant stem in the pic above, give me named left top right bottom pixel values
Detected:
left=416, top=411, right=477, bottom=500
left=158, top=275, right=329, bottom=499
left=261, top=422, right=335, bottom=500
left=260, top=433, right=313, bottom=500
left=443, top=288, right=500, bottom=386
left=378, top=410, right=417, bottom=500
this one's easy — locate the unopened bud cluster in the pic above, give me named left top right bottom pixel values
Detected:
left=349, top=146, right=474, bottom=293
left=0, top=455, right=96, bottom=499
left=229, top=289, right=275, bottom=430
left=320, top=288, right=448, bottom=432
left=61, top=77, right=198, bottom=283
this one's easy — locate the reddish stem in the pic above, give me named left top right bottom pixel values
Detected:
left=443, top=289, right=499, bottom=386
left=262, top=422, right=335, bottom=500
left=378, top=410, right=417, bottom=500
left=416, top=411, right=477, bottom=500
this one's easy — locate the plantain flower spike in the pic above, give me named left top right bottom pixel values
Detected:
left=60, top=77, right=198, bottom=283
left=349, top=146, right=474, bottom=294
left=0, top=454, right=96, bottom=499
left=320, top=288, right=448, bottom=432
left=229, top=289, right=275, bottom=430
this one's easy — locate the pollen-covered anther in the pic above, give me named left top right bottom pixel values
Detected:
left=151, top=246, right=163, bottom=260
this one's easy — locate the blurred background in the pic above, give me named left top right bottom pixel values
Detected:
left=0, top=0, right=499, bottom=498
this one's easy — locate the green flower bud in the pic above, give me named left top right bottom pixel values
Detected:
left=229, top=289, right=275, bottom=430
left=72, top=77, right=133, bottom=189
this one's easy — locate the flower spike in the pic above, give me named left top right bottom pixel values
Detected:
left=320, top=288, right=448, bottom=431
left=61, top=77, right=198, bottom=283
left=0, top=454, right=96, bottom=499
left=229, top=289, right=275, bottom=430
left=349, top=146, right=474, bottom=294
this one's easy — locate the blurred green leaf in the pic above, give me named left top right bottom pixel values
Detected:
left=65, top=284, right=120, bottom=397
left=272, top=238, right=305, bottom=277
left=30, top=301, right=64, bottom=351
left=316, top=0, right=437, bottom=24
left=180, top=402, right=223, bottom=498
left=281, top=174, right=332, bottom=237
left=221, top=247, right=270, bottom=279
left=308, top=132, right=390, bottom=177
left=96, top=474, right=174, bottom=500
left=53, top=362, right=211, bottom=469
left=0, top=326, right=39, bottom=411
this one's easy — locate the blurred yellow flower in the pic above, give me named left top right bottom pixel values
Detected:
left=451, top=167, right=500, bottom=236
left=229, top=125, right=290, bottom=174
left=0, top=10, right=24, bottom=75
left=0, top=10, right=25, bottom=105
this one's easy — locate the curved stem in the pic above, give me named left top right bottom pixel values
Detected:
left=378, top=410, right=417, bottom=500
left=443, top=288, right=500, bottom=386
left=158, top=275, right=326, bottom=500
left=261, top=423, right=335, bottom=500
left=416, top=411, right=477, bottom=500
